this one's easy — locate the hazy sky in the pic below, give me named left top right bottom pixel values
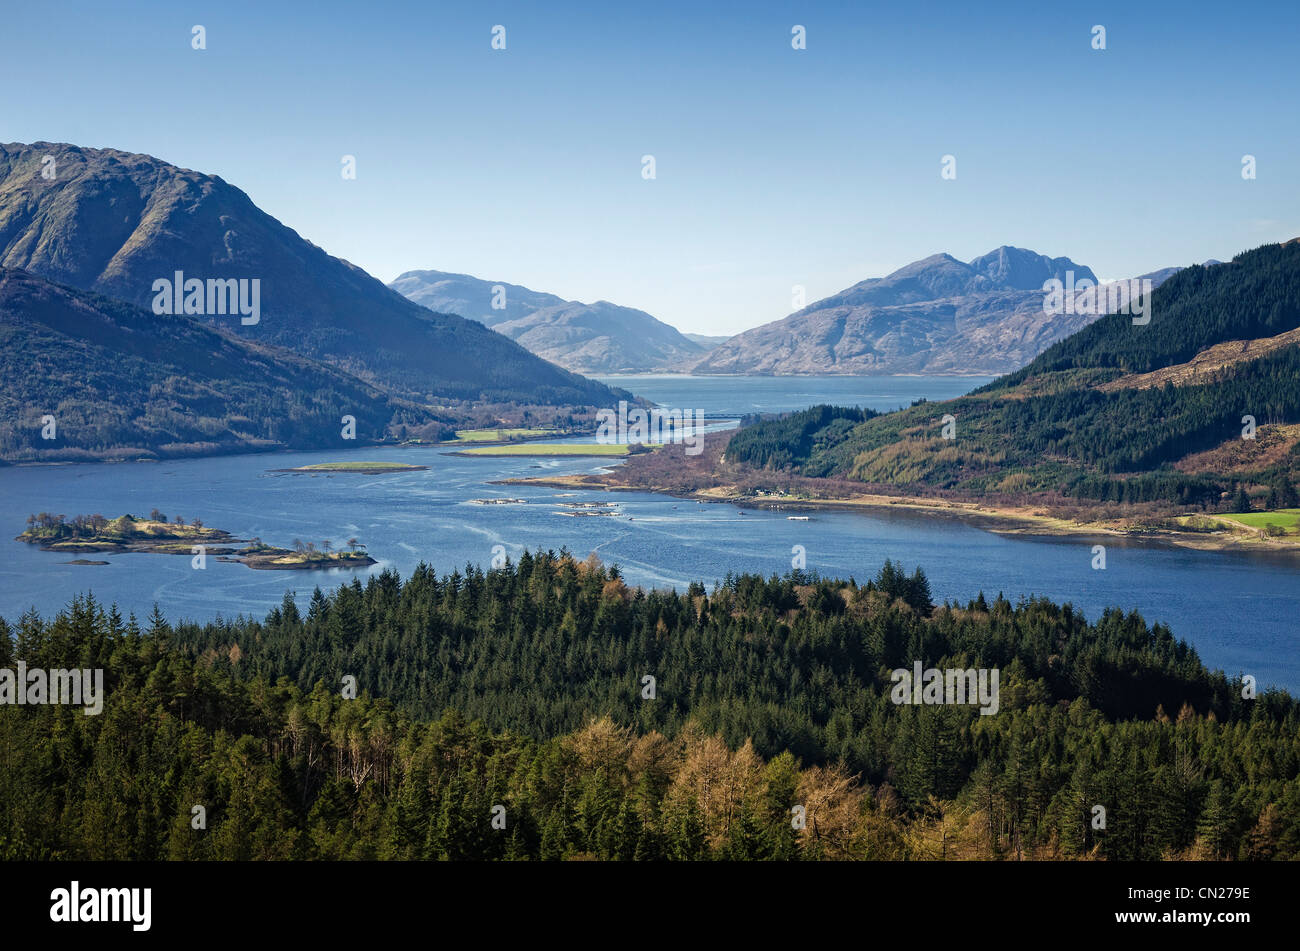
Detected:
left=3, top=0, right=1297, bottom=335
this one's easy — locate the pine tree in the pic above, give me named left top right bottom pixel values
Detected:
left=1196, top=780, right=1236, bottom=859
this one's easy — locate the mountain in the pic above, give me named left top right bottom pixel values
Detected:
left=0, top=142, right=622, bottom=408
left=491, top=300, right=705, bottom=374
left=724, top=242, right=1300, bottom=509
left=1130, top=260, right=1222, bottom=288
left=683, top=333, right=731, bottom=350
left=0, top=268, right=437, bottom=462
left=388, top=271, right=564, bottom=329
left=692, top=247, right=1127, bottom=375
left=967, top=246, right=1094, bottom=290
left=389, top=269, right=704, bottom=373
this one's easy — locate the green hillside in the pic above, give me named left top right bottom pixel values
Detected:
left=991, top=240, right=1300, bottom=384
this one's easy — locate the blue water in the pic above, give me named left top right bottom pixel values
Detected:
left=2, top=375, right=1297, bottom=691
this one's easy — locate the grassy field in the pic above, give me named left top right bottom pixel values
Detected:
left=1219, top=509, right=1300, bottom=530
left=449, top=428, right=562, bottom=443
left=457, top=443, right=631, bottom=457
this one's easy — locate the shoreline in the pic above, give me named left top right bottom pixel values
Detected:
left=498, top=473, right=1300, bottom=555
left=0, top=428, right=585, bottom=467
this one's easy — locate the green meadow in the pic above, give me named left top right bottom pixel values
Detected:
left=1220, top=509, right=1300, bottom=530
left=449, top=428, right=562, bottom=443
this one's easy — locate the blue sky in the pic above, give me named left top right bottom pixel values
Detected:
left=3, top=0, right=1297, bottom=335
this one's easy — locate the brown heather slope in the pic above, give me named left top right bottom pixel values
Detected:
left=1099, top=326, right=1300, bottom=391
left=1173, top=424, right=1300, bottom=476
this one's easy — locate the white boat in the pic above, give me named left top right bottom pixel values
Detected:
left=787, top=515, right=810, bottom=521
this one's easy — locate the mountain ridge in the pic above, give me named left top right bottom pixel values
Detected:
left=693, top=246, right=1121, bottom=376
left=0, top=142, right=623, bottom=408
left=390, top=268, right=704, bottom=373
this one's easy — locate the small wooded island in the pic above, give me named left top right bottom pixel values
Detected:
left=16, top=512, right=376, bottom=570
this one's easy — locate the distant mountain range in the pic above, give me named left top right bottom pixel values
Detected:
left=0, top=138, right=1244, bottom=470
left=0, top=142, right=622, bottom=408
left=694, top=246, right=1179, bottom=376
left=392, top=248, right=1184, bottom=378
left=683, top=333, right=731, bottom=350
left=390, top=270, right=704, bottom=374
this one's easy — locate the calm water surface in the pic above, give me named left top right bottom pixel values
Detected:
left=2, top=376, right=1296, bottom=691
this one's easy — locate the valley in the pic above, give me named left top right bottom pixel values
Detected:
left=3, top=374, right=1299, bottom=695
left=5, top=0, right=1299, bottom=888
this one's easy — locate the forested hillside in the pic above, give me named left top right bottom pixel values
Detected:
left=0, top=268, right=445, bottom=461
left=3, top=554, right=1296, bottom=861
left=992, top=241, right=1300, bottom=383
left=725, top=242, right=1300, bottom=510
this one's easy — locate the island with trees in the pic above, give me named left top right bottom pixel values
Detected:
left=16, top=512, right=375, bottom=570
